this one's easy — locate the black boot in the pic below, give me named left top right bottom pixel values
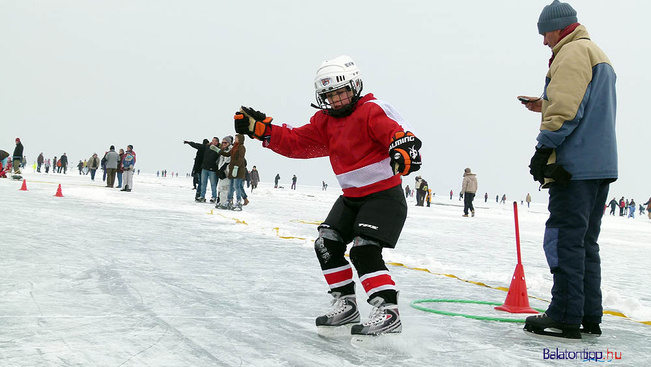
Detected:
left=120, top=185, right=129, bottom=192
left=524, top=313, right=581, bottom=339
left=580, top=322, right=602, bottom=336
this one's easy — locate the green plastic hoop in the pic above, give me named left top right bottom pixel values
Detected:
left=410, top=299, right=545, bottom=323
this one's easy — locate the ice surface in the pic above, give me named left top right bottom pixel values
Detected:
left=2, top=172, right=650, bottom=366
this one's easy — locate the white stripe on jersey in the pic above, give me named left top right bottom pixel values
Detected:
left=335, top=157, right=393, bottom=189
left=367, top=99, right=416, bottom=135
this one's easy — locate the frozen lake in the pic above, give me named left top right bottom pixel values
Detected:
left=2, top=171, right=650, bottom=366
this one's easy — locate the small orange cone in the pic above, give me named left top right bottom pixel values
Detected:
left=54, top=184, right=64, bottom=197
left=19, top=179, right=28, bottom=191
left=494, top=263, right=538, bottom=313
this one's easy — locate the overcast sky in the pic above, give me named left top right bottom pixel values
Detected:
left=1, top=0, right=648, bottom=203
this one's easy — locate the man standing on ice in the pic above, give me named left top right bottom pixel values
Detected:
left=519, top=0, right=617, bottom=339
left=234, top=55, right=422, bottom=337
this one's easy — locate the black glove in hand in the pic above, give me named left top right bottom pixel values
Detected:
left=389, top=131, right=422, bottom=176
left=235, top=106, right=273, bottom=140
left=241, top=106, right=267, bottom=122
left=529, top=147, right=553, bottom=184
left=234, top=112, right=251, bottom=135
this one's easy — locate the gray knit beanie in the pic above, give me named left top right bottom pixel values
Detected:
left=537, top=0, right=577, bottom=34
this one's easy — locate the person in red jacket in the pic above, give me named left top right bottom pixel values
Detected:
left=235, top=55, right=422, bottom=337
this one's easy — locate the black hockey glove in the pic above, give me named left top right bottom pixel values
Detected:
left=528, top=147, right=553, bottom=184
left=235, top=106, right=273, bottom=141
left=389, top=131, right=422, bottom=176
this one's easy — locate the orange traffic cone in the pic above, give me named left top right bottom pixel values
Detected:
left=495, top=201, right=538, bottom=314
left=494, top=263, right=538, bottom=313
left=19, top=179, right=28, bottom=191
left=54, top=184, right=64, bottom=197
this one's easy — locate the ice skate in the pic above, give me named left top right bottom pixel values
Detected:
left=523, top=313, right=581, bottom=340
left=350, top=296, right=402, bottom=337
left=580, top=322, right=602, bottom=336
left=231, top=201, right=243, bottom=211
left=195, top=197, right=206, bottom=203
left=316, top=293, right=360, bottom=337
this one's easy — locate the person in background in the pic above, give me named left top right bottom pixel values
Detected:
left=460, top=168, right=478, bottom=217
left=104, top=146, right=120, bottom=188
left=60, top=153, right=68, bottom=174
left=37, top=152, right=44, bottom=173
left=120, top=145, right=136, bottom=192
left=12, top=138, right=24, bottom=174
left=250, top=166, right=260, bottom=191
left=116, top=148, right=124, bottom=189
left=183, top=138, right=208, bottom=198
left=193, top=137, right=220, bottom=203
left=628, top=199, right=635, bottom=218
left=0, top=149, right=9, bottom=177
left=87, top=153, right=100, bottom=181
left=227, top=134, right=247, bottom=209
left=607, top=197, right=617, bottom=216
left=644, top=197, right=651, bottom=220
left=214, top=136, right=233, bottom=208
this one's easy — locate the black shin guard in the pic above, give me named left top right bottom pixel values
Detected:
left=349, top=237, right=398, bottom=305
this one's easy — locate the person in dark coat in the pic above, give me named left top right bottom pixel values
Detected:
left=607, top=198, right=617, bottom=216
left=12, top=138, right=24, bottom=174
left=187, top=137, right=219, bottom=202
left=250, top=166, right=260, bottom=190
left=184, top=138, right=209, bottom=197
left=59, top=153, right=68, bottom=174
left=37, top=153, right=44, bottom=173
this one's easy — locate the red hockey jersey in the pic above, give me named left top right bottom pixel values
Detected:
left=266, top=94, right=413, bottom=197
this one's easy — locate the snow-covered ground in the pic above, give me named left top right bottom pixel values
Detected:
left=2, top=171, right=650, bottom=366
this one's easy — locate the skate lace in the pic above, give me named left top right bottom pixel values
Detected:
left=362, top=306, right=386, bottom=326
left=325, top=297, right=348, bottom=317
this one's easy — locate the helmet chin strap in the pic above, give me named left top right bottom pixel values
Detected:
left=311, top=82, right=364, bottom=117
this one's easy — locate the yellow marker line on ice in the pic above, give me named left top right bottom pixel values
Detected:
left=386, top=261, right=651, bottom=326
left=210, top=214, right=651, bottom=327
left=205, top=210, right=248, bottom=225
left=289, top=219, right=323, bottom=225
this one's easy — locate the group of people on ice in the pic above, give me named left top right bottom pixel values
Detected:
left=608, top=197, right=651, bottom=219
left=1, top=138, right=137, bottom=192
left=184, top=134, right=259, bottom=211
left=100, top=145, right=137, bottom=191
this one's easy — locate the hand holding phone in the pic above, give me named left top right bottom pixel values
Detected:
left=518, top=97, right=531, bottom=103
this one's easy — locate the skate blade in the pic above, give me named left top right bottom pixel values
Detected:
left=350, top=332, right=402, bottom=348
left=523, top=328, right=582, bottom=342
left=316, top=324, right=354, bottom=338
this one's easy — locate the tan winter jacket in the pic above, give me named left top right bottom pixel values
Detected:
left=461, top=173, right=478, bottom=194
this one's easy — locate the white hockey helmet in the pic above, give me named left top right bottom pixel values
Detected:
left=313, top=55, right=363, bottom=117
